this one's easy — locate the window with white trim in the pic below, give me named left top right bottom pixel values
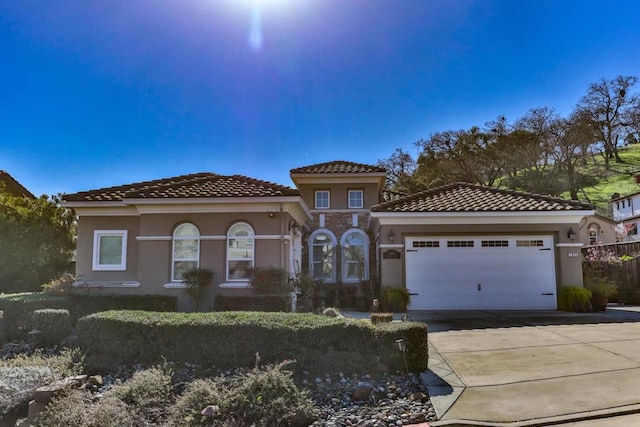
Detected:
left=172, top=223, right=200, bottom=282
left=341, top=229, right=369, bottom=282
left=310, top=230, right=336, bottom=282
left=348, top=190, right=363, bottom=209
left=227, top=222, right=254, bottom=281
left=93, top=230, right=127, bottom=271
left=315, top=190, right=330, bottom=209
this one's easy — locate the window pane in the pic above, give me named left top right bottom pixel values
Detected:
left=175, top=224, right=199, bottom=237
left=174, top=239, right=198, bottom=259
left=313, top=261, right=332, bottom=280
left=346, top=261, right=362, bottom=279
left=174, top=260, right=198, bottom=281
left=230, top=223, right=253, bottom=237
left=349, top=191, right=363, bottom=208
left=228, top=238, right=254, bottom=258
left=99, top=236, right=123, bottom=265
left=228, top=260, right=252, bottom=279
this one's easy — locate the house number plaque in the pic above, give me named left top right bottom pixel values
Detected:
left=383, top=249, right=401, bottom=259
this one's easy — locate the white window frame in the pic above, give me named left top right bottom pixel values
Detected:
left=340, top=229, right=369, bottom=283
left=315, top=190, right=330, bottom=209
left=92, top=230, right=127, bottom=271
left=309, top=229, right=337, bottom=282
left=172, top=223, right=200, bottom=282
left=348, top=190, right=363, bottom=209
left=227, top=222, right=255, bottom=282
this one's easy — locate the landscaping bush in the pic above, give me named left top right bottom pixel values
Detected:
left=381, top=287, right=410, bottom=312
left=558, top=286, right=592, bottom=312
left=35, top=389, right=136, bottom=427
left=0, top=365, right=55, bottom=417
left=32, top=309, right=72, bottom=347
left=182, top=268, right=214, bottom=312
left=375, top=322, right=428, bottom=373
left=371, top=312, right=393, bottom=324
left=76, top=311, right=426, bottom=374
left=214, top=295, right=289, bottom=312
left=107, top=366, right=174, bottom=424
left=65, top=293, right=177, bottom=322
left=250, top=266, right=288, bottom=295
left=0, top=293, right=67, bottom=341
left=0, top=348, right=84, bottom=418
left=41, top=273, right=75, bottom=295
left=167, top=359, right=318, bottom=427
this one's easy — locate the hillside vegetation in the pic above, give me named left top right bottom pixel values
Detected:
left=567, top=144, right=640, bottom=208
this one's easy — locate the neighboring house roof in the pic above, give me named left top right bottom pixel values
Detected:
left=0, top=170, right=35, bottom=198
left=290, top=160, right=386, bottom=174
left=63, top=173, right=300, bottom=202
left=371, top=182, right=594, bottom=213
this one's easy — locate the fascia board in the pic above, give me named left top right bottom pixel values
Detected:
left=370, top=210, right=595, bottom=225
left=123, top=196, right=302, bottom=205
left=290, top=173, right=386, bottom=186
left=70, top=206, right=140, bottom=217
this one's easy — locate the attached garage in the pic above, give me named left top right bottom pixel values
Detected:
left=371, top=183, right=595, bottom=311
left=405, top=235, right=557, bottom=310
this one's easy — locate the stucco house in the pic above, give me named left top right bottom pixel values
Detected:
left=62, top=161, right=595, bottom=311
left=611, top=191, right=640, bottom=241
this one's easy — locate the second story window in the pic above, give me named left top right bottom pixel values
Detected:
left=315, top=190, right=330, bottom=209
left=348, top=190, right=363, bottom=209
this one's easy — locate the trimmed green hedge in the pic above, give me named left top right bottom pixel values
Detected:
left=0, top=292, right=178, bottom=341
left=77, top=311, right=428, bottom=374
left=65, top=294, right=177, bottom=322
left=0, top=293, right=67, bottom=341
left=32, top=309, right=72, bottom=347
left=214, top=295, right=289, bottom=312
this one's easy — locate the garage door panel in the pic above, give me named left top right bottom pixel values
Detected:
left=406, top=235, right=556, bottom=310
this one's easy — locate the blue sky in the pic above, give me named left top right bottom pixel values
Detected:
left=2, top=0, right=640, bottom=197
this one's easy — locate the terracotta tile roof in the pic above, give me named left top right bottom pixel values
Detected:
left=290, top=161, right=386, bottom=174
left=63, top=173, right=299, bottom=202
left=371, top=182, right=593, bottom=213
left=0, top=170, right=35, bottom=198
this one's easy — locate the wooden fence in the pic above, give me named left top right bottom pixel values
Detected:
left=582, top=241, right=640, bottom=304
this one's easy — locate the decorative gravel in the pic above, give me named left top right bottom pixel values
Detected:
left=304, top=371, right=436, bottom=426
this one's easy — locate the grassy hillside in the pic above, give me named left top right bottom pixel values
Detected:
left=565, top=144, right=640, bottom=208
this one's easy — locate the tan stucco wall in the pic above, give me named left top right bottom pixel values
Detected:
left=75, top=210, right=297, bottom=308
left=297, top=182, right=381, bottom=209
left=376, top=222, right=584, bottom=291
left=578, top=215, right=617, bottom=245
left=75, top=216, right=140, bottom=283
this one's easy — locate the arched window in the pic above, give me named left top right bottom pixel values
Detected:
left=588, top=223, right=601, bottom=245
left=227, top=222, right=255, bottom=281
left=172, top=223, right=200, bottom=282
left=309, top=229, right=337, bottom=282
left=341, top=229, right=369, bottom=283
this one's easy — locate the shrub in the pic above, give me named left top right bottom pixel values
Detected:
left=167, top=359, right=318, bottom=427
left=558, top=286, right=592, bottom=312
left=322, top=307, right=344, bottom=318
left=0, top=365, right=55, bottom=416
left=32, top=309, right=72, bottom=347
left=0, top=293, right=67, bottom=341
left=0, top=348, right=84, bottom=417
left=371, top=312, right=393, bottom=324
left=214, top=295, right=289, bottom=312
left=182, top=268, right=214, bottom=312
left=65, top=294, right=177, bottom=322
left=381, top=287, right=410, bottom=312
left=41, top=273, right=75, bottom=295
left=375, top=321, right=428, bottom=373
left=35, top=389, right=136, bottom=427
left=250, top=266, right=288, bottom=295
left=107, top=366, right=174, bottom=424
left=76, top=311, right=426, bottom=374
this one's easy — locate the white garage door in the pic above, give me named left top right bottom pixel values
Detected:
left=405, top=235, right=557, bottom=310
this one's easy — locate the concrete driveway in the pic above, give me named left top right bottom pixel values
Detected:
left=412, top=307, right=640, bottom=426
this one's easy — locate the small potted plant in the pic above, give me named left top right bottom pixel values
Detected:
left=584, top=277, right=617, bottom=312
